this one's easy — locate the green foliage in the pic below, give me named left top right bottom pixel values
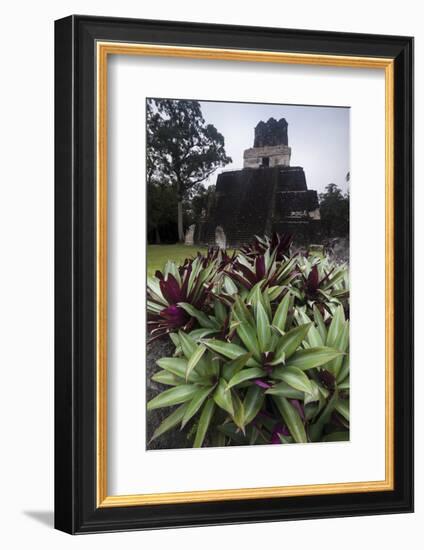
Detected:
left=146, top=98, right=232, bottom=241
left=295, top=254, right=349, bottom=315
left=184, top=184, right=216, bottom=226
left=147, top=233, right=350, bottom=447
left=319, top=183, right=350, bottom=238
left=147, top=181, right=178, bottom=243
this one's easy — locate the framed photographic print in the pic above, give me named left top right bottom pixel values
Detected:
left=54, top=15, right=414, bottom=534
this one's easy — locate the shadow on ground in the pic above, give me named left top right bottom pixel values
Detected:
left=23, top=510, right=54, bottom=528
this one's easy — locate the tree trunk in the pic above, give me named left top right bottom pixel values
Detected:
left=154, top=226, right=161, bottom=244
left=177, top=200, right=184, bottom=242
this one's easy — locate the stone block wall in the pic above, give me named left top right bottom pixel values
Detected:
left=243, top=144, right=291, bottom=168
left=195, top=165, right=321, bottom=247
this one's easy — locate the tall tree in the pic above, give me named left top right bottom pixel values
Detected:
left=147, top=182, right=177, bottom=244
left=319, top=183, right=349, bottom=238
left=146, top=101, right=174, bottom=243
left=146, top=99, right=231, bottom=241
left=184, top=184, right=216, bottom=226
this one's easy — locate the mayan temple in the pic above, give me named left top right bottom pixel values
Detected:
left=194, top=117, right=321, bottom=248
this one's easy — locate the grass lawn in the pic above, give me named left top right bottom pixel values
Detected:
left=147, top=244, right=209, bottom=277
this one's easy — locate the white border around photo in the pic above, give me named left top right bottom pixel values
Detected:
left=107, top=54, right=385, bottom=496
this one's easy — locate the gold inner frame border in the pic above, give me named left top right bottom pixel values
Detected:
left=96, top=42, right=395, bottom=508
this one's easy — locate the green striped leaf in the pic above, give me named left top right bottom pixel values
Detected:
left=178, top=302, right=220, bottom=329
left=221, top=352, right=253, bottom=382
left=214, top=300, right=227, bottom=324
left=236, top=322, right=261, bottom=360
left=322, top=267, right=346, bottom=291
left=327, top=320, right=349, bottom=377
left=147, top=300, right=164, bottom=314
left=337, top=354, right=350, bottom=384
left=268, top=286, right=284, bottom=301
left=244, top=385, right=264, bottom=424
left=338, top=378, right=350, bottom=390
left=294, top=308, right=323, bottom=347
left=186, top=344, right=207, bottom=381
left=156, top=357, right=197, bottom=381
left=169, top=332, right=180, bottom=347
left=193, top=399, right=215, bottom=448
left=256, top=300, right=271, bottom=352
left=178, top=330, right=197, bottom=360
left=265, top=381, right=303, bottom=399
left=213, top=379, right=234, bottom=416
left=224, top=275, right=238, bottom=295
left=232, top=392, right=245, bottom=430
left=272, top=292, right=291, bottom=331
left=147, top=384, right=199, bottom=410
left=271, top=366, right=313, bottom=394
left=151, top=370, right=183, bottom=386
left=164, top=260, right=181, bottom=285
left=233, top=295, right=255, bottom=328
left=272, top=395, right=307, bottom=444
left=286, top=347, right=344, bottom=370
left=308, top=389, right=339, bottom=442
left=326, top=306, right=345, bottom=347
left=273, top=323, right=312, bottom=361
left=188, top=328, right=219, bottom=342
left=226, top=367, right=265, bottom=390
left=313, top=305, right=327, bottom=343
left=335, top=398, right=349, bottom=421
left=202, top=339, right=259, bottom=367
left=149, top=404, right=188, bottom=442
left=181, top=386, right=214, bottom=428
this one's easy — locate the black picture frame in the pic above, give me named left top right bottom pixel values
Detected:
left=55, top=14, right=414, bottom=534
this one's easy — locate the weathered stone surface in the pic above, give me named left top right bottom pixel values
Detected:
left=243, top=144, right=291, bottom=169
left=308, top=208, right=321, bottom=220
left=254, top=117, right=288, bottom=147
left=215, top=225, right=226, bottom=249
left=324, top=237, right=350, bottom=264
left=195, top=118, right=321, bottom=247
left=195, top=166, right=320, bottom=247
left=184, top=223, right=195, bottom=246
left=276, top=189, right=320, bottom=217
left=146, top=337, right=192, bottom=450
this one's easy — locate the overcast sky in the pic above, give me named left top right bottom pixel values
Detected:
left=199, top=100, right=350, bottom=194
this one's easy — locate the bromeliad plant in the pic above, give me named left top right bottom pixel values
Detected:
left=147, top=234, right=350, bottom=447
left=240, top=233, right=293, bottom=261
left=147, top=254, right=219, bottom=340
left=294, top=255, right=349, bottom=316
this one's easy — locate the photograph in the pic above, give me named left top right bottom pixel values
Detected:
left=146, top=98, right=350, bottom=450
left=50, top=11, right=413, bottom=535
left=0, top=0, right=418, bottom=541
